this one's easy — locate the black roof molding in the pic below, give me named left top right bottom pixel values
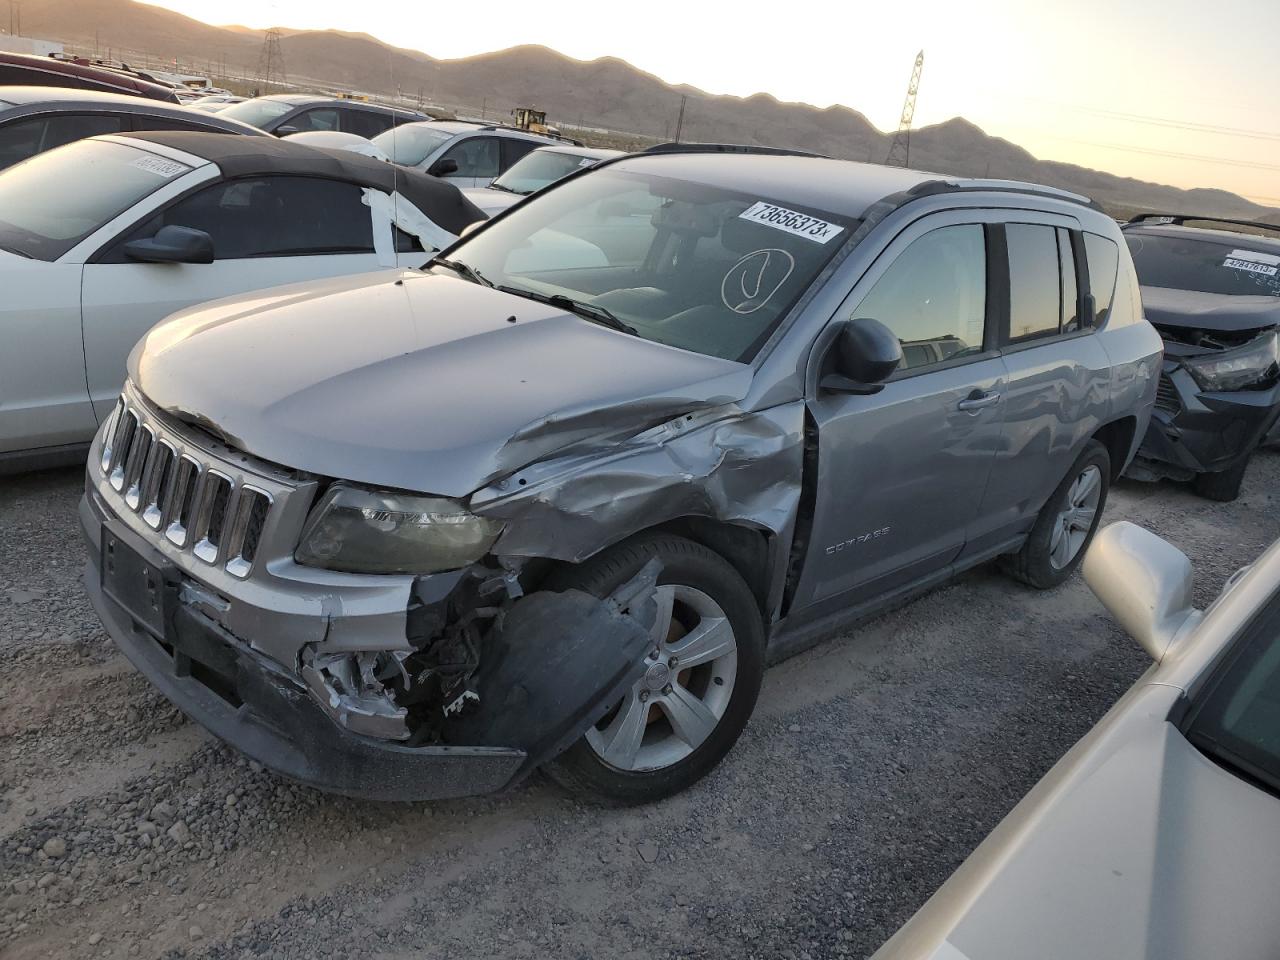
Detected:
left=1126, top=213, right=1280, bottom=237
left=640, top=142, right=828, bottom=159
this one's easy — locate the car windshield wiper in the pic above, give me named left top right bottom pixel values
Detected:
left=495, top=285, right=638, bottom=336
left=0, top=242, right=32, bottom=259
left=428, top=256, right=493, bottom=287
left=487, top=181, right=519, bottom=194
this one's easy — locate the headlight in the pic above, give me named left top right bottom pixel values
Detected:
left=1184, top=330, right=1279, bottom=392
left=296, top=483, right=503, bottom=574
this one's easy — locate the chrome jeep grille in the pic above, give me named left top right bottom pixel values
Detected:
left=99, top=398, right=275, bottom=579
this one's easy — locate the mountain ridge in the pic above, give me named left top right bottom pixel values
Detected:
left=17, top=0, right=1276, bottom=220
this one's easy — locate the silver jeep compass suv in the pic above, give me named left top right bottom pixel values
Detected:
left=82, top=145, right=1162, bottom=803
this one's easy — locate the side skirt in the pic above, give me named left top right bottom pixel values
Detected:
left=765, top=535, right=1026, bottom=665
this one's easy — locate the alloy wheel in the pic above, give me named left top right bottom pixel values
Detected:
left=586, top=583, right=738, bottom=771
left=1049, top=464, right=1103, bottom=570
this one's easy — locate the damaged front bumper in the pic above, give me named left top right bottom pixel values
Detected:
left=1130, top=363, right=1280, bottom=479
left=81, top=489, right=657, bottom=801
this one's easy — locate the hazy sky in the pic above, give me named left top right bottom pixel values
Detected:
left=144, top=0, right=1280, bottom=204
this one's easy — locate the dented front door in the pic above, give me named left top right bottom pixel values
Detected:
left=791, top=217, right=1005, bottom=612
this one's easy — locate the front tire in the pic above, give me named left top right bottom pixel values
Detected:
left=1001, top=440, right=1111, bottom=589
left=542, top=534, right=765, bottom=805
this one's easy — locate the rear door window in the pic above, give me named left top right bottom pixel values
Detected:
left=499, top=137, right=541, bottom=172
left=1083, top=233, right=1121, bottom=325
left=341, top=109, right=393, bottom=138
left=1059, top=228, right=1082, bottom=333
left=0, top=113, right=127, bottom=171
left=1006, top=223, right=1064, bottom=343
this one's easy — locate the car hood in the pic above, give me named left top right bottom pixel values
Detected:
left=460, top=186, right=522, bottom=216
left=877, top=685, right=1280, bottom=960
left=1141, top=285, right=1280, bottom=334
left=131, top=270, right=750, bottom=497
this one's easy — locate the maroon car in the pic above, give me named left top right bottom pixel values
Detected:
left=0, top=52, right=180, bottom=103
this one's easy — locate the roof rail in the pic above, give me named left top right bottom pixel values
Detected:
left=1126, top=213, right=1280, bottom=236
left=905, top=177, right=1105, bottom=213
left=470, top=122, right=583, bottom=146
left=640, top=142, right=828, bottom=159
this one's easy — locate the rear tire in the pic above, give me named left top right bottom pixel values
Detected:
left=1001, top=440, right=1111, bottom=589
left=1191, top=456, right=1248, bottom=502
left=542, top=534, right=765, bottom=805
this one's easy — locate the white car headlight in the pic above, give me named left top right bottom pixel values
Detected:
left=1185, top=330, right=1279, bottom=392
left=295, top=483, right=503, bottom=575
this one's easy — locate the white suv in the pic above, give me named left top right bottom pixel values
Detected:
left=373, top=120, right=559, bottom=188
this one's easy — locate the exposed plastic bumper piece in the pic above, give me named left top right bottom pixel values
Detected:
left=1136, top=368, right=1280, bottom=476
left=81, top=492, right=658, bottom=801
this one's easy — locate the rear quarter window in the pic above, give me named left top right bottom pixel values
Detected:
left=1084, top=233, right=1120, bottom=326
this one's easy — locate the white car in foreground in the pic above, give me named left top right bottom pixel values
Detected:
left=0, top=131, right=483, bottom=470
left=874, top=520, right=1280, bottom=960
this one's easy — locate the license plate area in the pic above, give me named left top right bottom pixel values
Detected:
left=101, top=520, right=175, bottom=638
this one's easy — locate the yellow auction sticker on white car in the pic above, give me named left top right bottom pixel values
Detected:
left=738, top=201, right=844, bottom=244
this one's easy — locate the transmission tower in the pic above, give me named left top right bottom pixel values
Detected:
left=885, top=50, right=924, bottom=168
left=256, top=28, right=286, bottom=93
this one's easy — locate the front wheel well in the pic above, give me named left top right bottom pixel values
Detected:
left=525, top=519, right=774, bottom=621
left=1091, top=416, right=1137, bottom=481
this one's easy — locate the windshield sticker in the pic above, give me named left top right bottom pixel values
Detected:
left=130, top=155, right=190, bottom=179
left=738, top=202, right=844, bottom=244
left=1227, top=248, right=1280, bottom=265
left=1224, top=256, right=1278, bottom=277
left=578, top=156, right=595, bottom=167
left=721, top=248, right=796, bottom=314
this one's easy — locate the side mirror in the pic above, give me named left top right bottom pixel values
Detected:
left=274, top=125, right=299, bottom=137
left=428, top=157, right=459, bottom=177
left=122, top=225, right=214, bottom=265
left=822, top=317, right=903, bottom=394
left=1083, top=521, right=1200, bottom=662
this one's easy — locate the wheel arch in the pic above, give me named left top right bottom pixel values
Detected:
left=525, top=517, right=777, bottom=622
left=1091, top=416, right=1137, bottom=480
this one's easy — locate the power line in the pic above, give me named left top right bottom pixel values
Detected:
left=1041, top=135, right=1280, bottom=173
left=1049, top=102, right=1280, bottom=143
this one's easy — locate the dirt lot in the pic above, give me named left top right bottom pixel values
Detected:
left=2, top=452, right=1277, bottom=960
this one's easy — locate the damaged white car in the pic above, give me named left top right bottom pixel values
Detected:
left=82, top=146, right=1161, bottom=803
left=0, top=130, right=483, bottom=471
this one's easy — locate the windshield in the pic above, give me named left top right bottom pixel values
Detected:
left=442, top=167, right=854, bottom=361
left=372, top=124, right=455, bottom=166
left=218, top=98, right=295, bottom=130
left=1127, top=232, right=1280, bottom=298
left=0, top=139, right=191, bottom=260
left=1186, top=591, right=1280, bottom=796
left=492, top=150, right=601, bottom=195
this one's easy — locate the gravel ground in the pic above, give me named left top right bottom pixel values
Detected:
left=2, top=451, right=1278, bottom=960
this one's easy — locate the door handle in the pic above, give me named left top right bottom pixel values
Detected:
left=957, top=391, right=1001, bottom=413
